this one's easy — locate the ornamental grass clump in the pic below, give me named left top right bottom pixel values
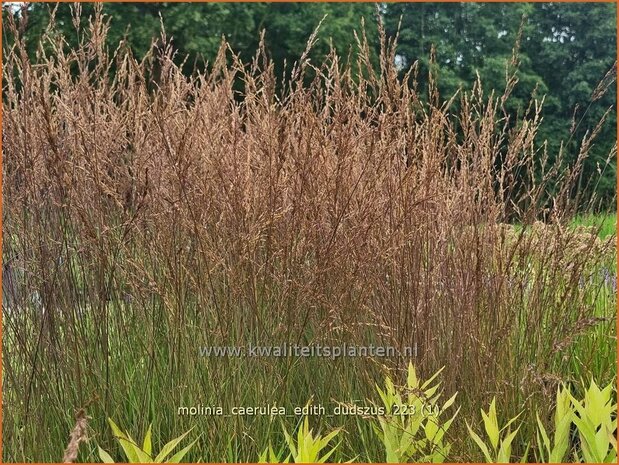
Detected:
left=2, top=6, right=616, bottom=462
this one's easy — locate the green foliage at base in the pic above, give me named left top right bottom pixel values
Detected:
left=93, top=371, right=617, bottom=463
left=97, top=419, right=198, bottom=463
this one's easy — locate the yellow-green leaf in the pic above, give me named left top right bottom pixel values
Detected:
left=98, top=446, right=115, bottom=464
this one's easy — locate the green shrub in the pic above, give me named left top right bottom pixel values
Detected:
left=258, top=416, right=342, bottom=463
left=467, top=398, right=523, bottom=463
left=370, top=363, right=459, bottom=463
left=570, top=379, right=617, bottom=463
left=97, top=419, right=198, bottom=463
left=535, top=384, right=573, bottom=462
left=472, top=379, right=618, bottom=463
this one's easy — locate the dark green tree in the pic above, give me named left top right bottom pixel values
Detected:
left=4, top=3, right=378, bottom=80
left=528, top=3, right=617, bottom=206
left=383, top=2, right=616, bottom=207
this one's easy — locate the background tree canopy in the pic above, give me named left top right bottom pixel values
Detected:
left=4, top=2, right=616, bottom=208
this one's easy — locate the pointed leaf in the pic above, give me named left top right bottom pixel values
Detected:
left=98, top=446, right=115, bottom=464
left=167, top=438, right=199, bottom=463
left=467, top=422, right=493, bottom=463
left=143, top=424, right=153, bottom=457
left=154, top=429, right=193, bottom=463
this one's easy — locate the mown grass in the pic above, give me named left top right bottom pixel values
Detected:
left=571, top=213, right=617, bottom=239
left=2, top=8, right=616, bottom=463
left=514, top=213, right=616, bottom=238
